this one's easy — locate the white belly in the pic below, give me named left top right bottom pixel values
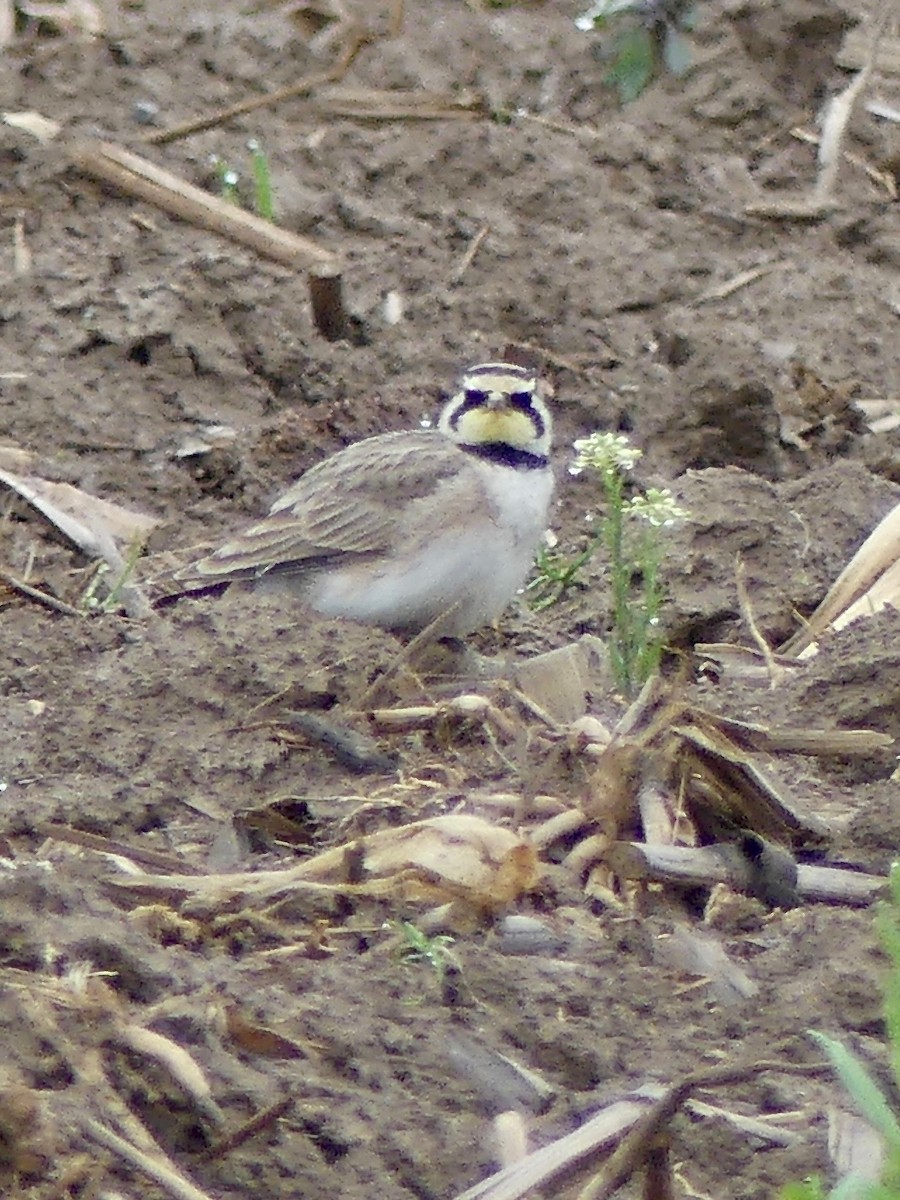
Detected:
left=307, top=464, right=554, bottom=634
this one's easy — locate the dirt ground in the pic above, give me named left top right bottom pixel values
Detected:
left=1, top=1, right=899, bottom=1197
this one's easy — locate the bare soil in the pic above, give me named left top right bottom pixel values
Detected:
left=1, top=2, right=899, bottom=1198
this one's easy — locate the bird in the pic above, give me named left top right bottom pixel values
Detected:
left=181, top=362, right=554, bottom=636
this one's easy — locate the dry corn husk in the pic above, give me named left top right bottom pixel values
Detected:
left=781, top=500, right=900, bottom=657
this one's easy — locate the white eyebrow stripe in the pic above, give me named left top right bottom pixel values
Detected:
left=461, top=364, right=537, bottom=390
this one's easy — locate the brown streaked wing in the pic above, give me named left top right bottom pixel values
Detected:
left=194, top=432, right=465, bottom=580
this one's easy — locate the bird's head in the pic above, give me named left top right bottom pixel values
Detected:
left=438, top=362, right=552, bottom=461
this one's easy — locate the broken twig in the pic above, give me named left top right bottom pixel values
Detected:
left=70, top=140, right=339, bottom=273
left=0, top=568, right=81, bottom=616
left=145, top=33, right=369, bottom=145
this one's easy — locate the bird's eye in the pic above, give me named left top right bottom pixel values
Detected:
left=509, top=391, right=534, bottom=410
left=464, top=388, right=488, bottom=407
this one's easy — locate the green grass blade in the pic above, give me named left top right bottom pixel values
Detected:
left=810, top=1030, right=900, bottom=1152
left=248, top=140, right=276, bottom=222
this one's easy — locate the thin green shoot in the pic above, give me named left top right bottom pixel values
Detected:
left=526, top=540, right=599, bottom=611
left=391, top=920, right=456, bottom=986
left=247, top=139, right=276, bottom=222
left=80, top=540, right=143, bottom=614
left=209, top=142, right=276, bottom=221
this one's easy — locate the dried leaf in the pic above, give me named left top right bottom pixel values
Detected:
left=655, top=924, right=758, bottom=1005
left=0, top=468, right=160, bottom=556
left=111, top=815, right=535, bottom=912
left=513, top=637, right=608, bottom=725
left=782, top=500, right=900, bottom=656
left=223, top=1007, right=310, bottom=1059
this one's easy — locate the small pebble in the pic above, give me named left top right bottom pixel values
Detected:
left=132, top=100, right=160, bottom=126
left=496, top=915, right=567, bottom=957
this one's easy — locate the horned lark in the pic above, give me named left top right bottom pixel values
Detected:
left=183, top=362, right=554, bottom=636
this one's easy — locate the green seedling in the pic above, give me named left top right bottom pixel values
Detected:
left=209, top=140, right=276, bottom=221
left=247, top=139, right=276, bottom=222
left=526, top=540, right=598, bottom=611
left=576, top=0, right=696, bottom=103
left=79, top=540, right=143, bottom=614
left=391, top=920, right=457, bottom=987
left=781, top=863, right=900, bottom=1199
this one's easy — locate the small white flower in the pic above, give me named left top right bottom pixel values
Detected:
left=624, top=487, right=688, bottom=527
left=572, top=432, right=642, bottom=475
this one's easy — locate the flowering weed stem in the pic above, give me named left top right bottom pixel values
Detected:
left=572, top=432, right=687, bottom=695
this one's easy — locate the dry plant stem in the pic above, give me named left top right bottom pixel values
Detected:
left=202, top=1096, right=294, bottom=1161
left=119, top=1025, right=223, bottom=1128
left=81, top=1118, right=215, bottom=1200
left=790, top=126, right=897, bottom=199
left=454, top=1094, right=651, bottom=1200
left=746, top=5, right=888, bottom=219
left=707, top=712, right=892, bottom=756
left=41, top=822, right=199, bottom=873
left=13, top=210, right=31, bottom=274
left=0, top=0, right=13, bottom=48
left=358, top=602, right=463, bottom=707
left=308, top=268, right=349, bottom=341
left=823, top=557, right=900, bottom=640
left=734, top=556, right=785, bottom=687
left=812, top=7, right=887, bottom=207
left=608, top=841, right=887, bottom=905
left=317, top=87, right=484, bottom=120
left=615, top=674, right=663, bottom=739
left=827, top=1107, right=885, bottom=1181
left=685, top=1098, right=800, bottom=1145
left=576, top=1061, right=828, bottom=1200
left=70, top=140, right=339, bottom=274
left=494, top=1111, right=530, bottom=1169
left=492, top=337, right=587, bottom=375
left=637, top=778, right=681, bottom=845
left=695, top=641, right=801, bottom=680
left=145, top=32, right=370, bottom=145
left=642, top=1138, right=674, bottom=1200
left=530, top=808, right=593, bottom=852
left=0, top=567, right=82, bottom=616
left=449, top=222, right=490, bottom=283
left=371, top=696, right=519, bottom=740
left=692, top=260, right=791, bottom=306
left=513, top=109, right=604, bottom=143
left=455, top=1061, right=826, bottom=1200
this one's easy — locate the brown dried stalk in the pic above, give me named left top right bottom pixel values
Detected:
left=144, top=32, right=369, bottom=146
left=70, top=140, right=338, bottom=273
